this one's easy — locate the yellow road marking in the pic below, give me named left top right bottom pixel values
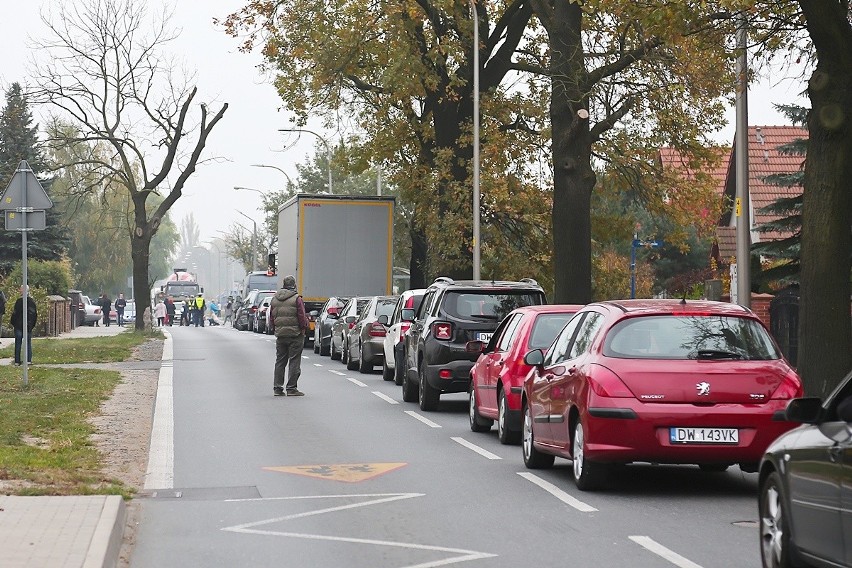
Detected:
left=265, top=463, right=407, bottom=483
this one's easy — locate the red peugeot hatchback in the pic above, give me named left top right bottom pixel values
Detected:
left=469, top=305, right=583, bottom=444
left=521, top=299, right=803, bottom=491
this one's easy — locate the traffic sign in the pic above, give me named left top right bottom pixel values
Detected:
left=0, top=160, right=53, bottom=210
left=5, top=210, right=46, bottom=231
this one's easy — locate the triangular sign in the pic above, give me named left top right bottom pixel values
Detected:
left=0, top=160, right=53, bottom=210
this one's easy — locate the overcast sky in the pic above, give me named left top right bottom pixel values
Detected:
left=1, top=1, right=809, bottom=254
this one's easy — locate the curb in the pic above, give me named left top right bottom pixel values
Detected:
left=83, top=496, right=126, bottom=568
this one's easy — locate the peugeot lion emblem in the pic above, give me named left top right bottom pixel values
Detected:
left=696, top=382, right=711, bottom=396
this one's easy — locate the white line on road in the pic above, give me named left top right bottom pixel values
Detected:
left=451, top=437, right=501, bottom=460
left=328, top=370, right=346, bottom=376
left=372, top=391, right=399, bottom=404
left=145, top=330, right=173, bottom=490
left=629, top=536, right=703, bottom=568
left=404, top=410, right=442, bottom=428
left=313, top=363, right=323, bottom=367
left=516, top=472, right=597, bottom=512
left=347, top=378, right=368, bottom=387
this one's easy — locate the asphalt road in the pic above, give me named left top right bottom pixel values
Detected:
left=130, top=325, right=764, bottom=568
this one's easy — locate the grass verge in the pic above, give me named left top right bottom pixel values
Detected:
left=0, top=329, right=160, bottom=364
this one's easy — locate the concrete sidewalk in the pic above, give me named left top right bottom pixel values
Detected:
left=0, top=323, right=140, bottom=568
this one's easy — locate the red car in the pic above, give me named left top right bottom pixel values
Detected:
left=469, top=305, right=583, bottom=444
left=521, top=299, right=803, bottom=491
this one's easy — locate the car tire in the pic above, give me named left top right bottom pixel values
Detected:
left=394, top=350, right=405, bottom=386
left=358, top=343, right=371, bottom=374
left=402, top=366, right=419, bottom=402
left=320, top=337, right=330, bottom=356
left=314, top=339, right=320, bottom=353
left=418, top=360, right=440, bottom=411
left=346, top=340, right=358, bottom=371
left=469, top=387, right=493, bottom=432
left=572, top=420, right=607, bottom=491
left=760, top=470, right=795, bottom=568
left=522, top=402, right=554, bottom=469
left=330, top=336, right=341, bottom=360
left=497, top=389, right=520, bottom=445
left=382, top=359, right=394, bottom=381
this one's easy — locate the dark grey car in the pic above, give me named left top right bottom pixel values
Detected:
left=758, top=369, right=852, bottom=568
left=329, top=296, right=370, bottom=363
left=314, top=296, right=349, bottom=356
left=345, top=295, right=398, bottom=373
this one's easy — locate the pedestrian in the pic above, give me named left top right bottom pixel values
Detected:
left=154, top=298, right=167, bottom=326
left=165, top=296, right=176, bottom=326
left=269, top=275, right=308, bottom=397
left=114, top=293, right=127, bottom=326
left=194, top=294, right=206, bottom=327
left=223, top=297, right=233, bottom=325
left=98, top=292, right=112, bottom=327
left=11, top=285, right=37, bottom=366
left=180, top=298, right=191, bottom=326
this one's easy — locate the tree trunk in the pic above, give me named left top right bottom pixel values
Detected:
left=797, top=4, right=852, bottom=395
left=548, top=2, right=595, bottom=304
left=131, top=230, right=152, bottom=331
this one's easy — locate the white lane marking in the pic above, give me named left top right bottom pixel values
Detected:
left=405, top=410, right=442, bottom=428
left=221, top=493, right=495, bottom=567
left=145, top=330, right=173, bottom=490
left=629, top=536, right=703, bottom=568
left=313, top=363, right=323, bottom=367
left=329, top=369, right=346, bottom=376
left=450, top=437, right=501, bottom=460
left=516, top=472, right=597, bottom=512
left=372, top=391, right=399, bottom=405
left=348, top=378, right=368, bottom=387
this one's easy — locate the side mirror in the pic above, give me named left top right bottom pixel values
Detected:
left=345, top=315, right=357, bottom=325
left=378, top=314, right=389, bottom=325
left=784, top=397, right=823, bottom=423
left=401, top=308, right=416, bottom=322
left=524, top=349, right=545, bottom=367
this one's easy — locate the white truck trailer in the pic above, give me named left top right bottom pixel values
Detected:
left=276, top=194, right=395, bottom=317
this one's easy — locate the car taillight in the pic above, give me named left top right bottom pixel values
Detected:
left=399, top=322, right=411, bottom=338
left=368, top=322, right=386, bottom=337
left=770, top=370, right=804, bottom=400
left=587, top=365, right=633, bottom=398
left=250, top=306, right=258, bottom=313
left=439, top=369, right=452, bottom=379
left=431, top=322, right=453, bottom=340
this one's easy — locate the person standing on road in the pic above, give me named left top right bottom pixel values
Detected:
left=11, top=286, right=37, bottom=365
left=269, top=275, right=308, bottom=397
left=114, top=293, right=127, bottom=326
left=99, top=293, right=112, bottom=327
left=165, top=296, right=176, bottom=326
left=223, top=297, right=233, bottom=325
left=194, top=294, right=206, bottom=327
left=154, top=299, right=167, bottom=326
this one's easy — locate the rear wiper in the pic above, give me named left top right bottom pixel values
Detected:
left=694, top=349, right=743, bottom=360
left=467, top=314, right=498, bottom=320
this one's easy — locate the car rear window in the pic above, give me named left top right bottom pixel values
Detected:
left=441, top=291, right=544, bottom=322
left=602, top=315, right=781, bottom=360
left=376, top=298, right=397, bottom=318
left=528, top=313, right=576, bottom=349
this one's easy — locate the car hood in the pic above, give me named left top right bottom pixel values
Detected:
left=600, top=358, right=793, bottom=404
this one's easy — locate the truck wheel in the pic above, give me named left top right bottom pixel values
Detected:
left=418, top=361, right=440, bottom=411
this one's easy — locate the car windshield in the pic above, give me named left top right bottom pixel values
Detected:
left=529, top=313, right=576, bottom=349
left=602, top=315, right=781, bottom=360
left=442, top=291, right=543, bottom=322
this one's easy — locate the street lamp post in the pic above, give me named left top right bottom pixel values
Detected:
left=251, top=164, right=292, bottom=188
left=469, top=0, right=481, bottom=280
left=236, top=210, right=258, bottom=272
left=278, top=128, right=332, bottom=194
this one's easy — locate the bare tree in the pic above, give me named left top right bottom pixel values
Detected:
left=30, top=0, right=227, bottom=329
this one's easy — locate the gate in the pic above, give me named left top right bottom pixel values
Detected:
left=770, top=286, right=799, bottom=367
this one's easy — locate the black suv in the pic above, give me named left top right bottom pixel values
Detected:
left=402, top=277, right=546, bottom=410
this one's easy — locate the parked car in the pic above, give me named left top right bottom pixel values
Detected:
left=469, top=304, right=583, bottom=444
left=81, top=295, right=102, bottom=326
left=758, top=369, right=852, bottom=568
left=345, top=295, right=399, bottom=373
left=235, top=289, right=276, bottom=331
left=314, top=296, right=349, bottom=355
left=402, top=277, right=546, bottom=410
left=381, top=289, right=426, bottom=383
left=521, top=299, right=803, bottom=491
left=253, top=296, right=273, bottom=333
left=123, top=299, right=136, bottom=324
left=329, top=296, right=371, bottom=362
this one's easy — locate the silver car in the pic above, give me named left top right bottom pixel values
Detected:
left=346, top=295, right=398, bottom=373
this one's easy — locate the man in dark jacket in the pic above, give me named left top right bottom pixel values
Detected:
left=11, top=286, right=37, bottom=365
left=269, top=275, right=308, bottom=396
left=114, top=293, right=127, bottom=326
left=99, top=293, right=112, bottom=327
left=165, top=297, right=176, bottom=326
